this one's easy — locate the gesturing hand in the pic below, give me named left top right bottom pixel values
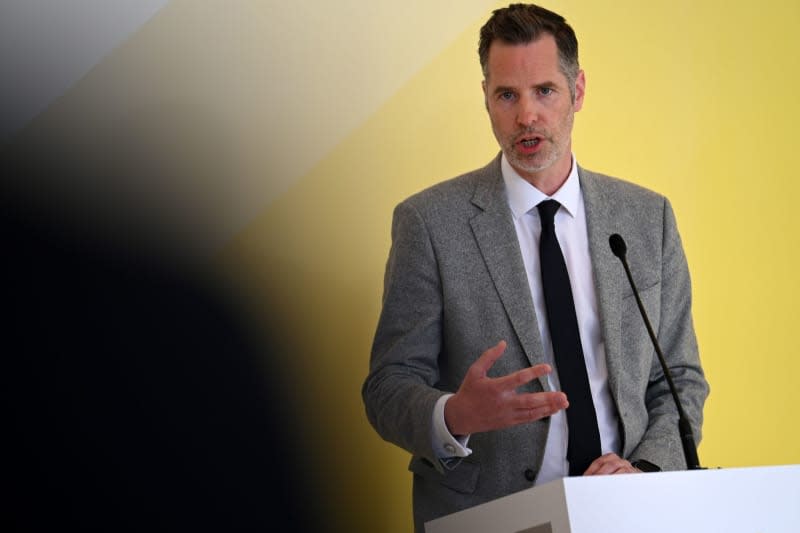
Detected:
left=444, top=340, right=569, bottom=436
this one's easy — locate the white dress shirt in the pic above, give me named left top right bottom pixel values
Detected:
left=432, top=154, right=621, bottom=483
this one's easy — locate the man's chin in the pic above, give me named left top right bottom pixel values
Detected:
left=508, top=153, right=554, bottom=175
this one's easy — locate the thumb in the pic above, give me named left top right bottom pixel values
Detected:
left=471, top=340, right=507, bottom=377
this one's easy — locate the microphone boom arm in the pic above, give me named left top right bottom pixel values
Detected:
left=611, top=234, right=702, bottom=470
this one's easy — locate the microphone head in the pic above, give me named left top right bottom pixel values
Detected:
left=609, top=233, right=627, bottom=259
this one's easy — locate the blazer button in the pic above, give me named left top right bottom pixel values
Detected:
left=524, top=469, right=536, bottom=482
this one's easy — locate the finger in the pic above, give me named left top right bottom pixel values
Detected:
left=584, top=453, right=633, bottom=476
left=511, top=391, right=568, bottom=411
left=610, top=463, right=638, bottom=475
left=595, top=461, right=624, bottom=475
left=497, top=363, right=553, bottom=390
left=511, top=407, right=544, bottom=423
left=602, top=461, right=637, bottom=475
left=509, top=393, right=568, bottom=422
left=470, top=340, right=507, bottom=376
left=583, top=453, right=615, bottom=475
left=511, top=404, right=562, bottom=424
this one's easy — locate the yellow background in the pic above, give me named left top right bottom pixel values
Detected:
left=6, top=1, right=800, bottom=531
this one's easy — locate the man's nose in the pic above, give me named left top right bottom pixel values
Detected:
left=516, top=95, right=540, bottom=127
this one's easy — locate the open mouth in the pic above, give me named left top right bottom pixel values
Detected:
left=520, top=138, right=540, bottom=148
left=517, top=135, right=543, bottom=150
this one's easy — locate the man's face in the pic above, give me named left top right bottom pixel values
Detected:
left=483, top=35, right=585, bottom=189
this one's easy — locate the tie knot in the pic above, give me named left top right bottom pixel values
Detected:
left=537, top=199, right=561, bottom=228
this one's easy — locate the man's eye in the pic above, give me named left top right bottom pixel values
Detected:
left=539, top=87, right=553, bottom=96
left=500, top=91, right=515, bottom=101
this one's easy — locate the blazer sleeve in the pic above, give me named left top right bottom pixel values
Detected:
left=629, top=197, right=709, bottom=470
left=362, top=199, right=448, bottom=466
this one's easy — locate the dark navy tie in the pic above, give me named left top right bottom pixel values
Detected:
left=537, top=199, right=601, bottom=476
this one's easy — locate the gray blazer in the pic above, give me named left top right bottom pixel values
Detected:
left=363, top=155, right=709, bottom=530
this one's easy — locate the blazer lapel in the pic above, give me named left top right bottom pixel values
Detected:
left=469, top=157, right=547, bottom=373
left=580, top=168, right=625, bottom=406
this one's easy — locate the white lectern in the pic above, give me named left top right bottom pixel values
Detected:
left=425, top=464, right=800, bottom=533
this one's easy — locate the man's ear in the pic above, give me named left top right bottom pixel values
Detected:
left=482, top=79, right=488, bottom=111
left=573, top=70, right=586, bottom=111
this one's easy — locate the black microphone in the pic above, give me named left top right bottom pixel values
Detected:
left=608, top=233, right=702, bottom=470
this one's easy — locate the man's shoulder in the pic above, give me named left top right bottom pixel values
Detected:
left=579, top=166, right=667, bottom=207
left=399, top=156, right=501, bottom=212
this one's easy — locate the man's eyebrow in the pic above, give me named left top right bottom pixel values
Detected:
left=492, top=85, right=517, bottom=95
left=492, top=81, right=559, bottom=95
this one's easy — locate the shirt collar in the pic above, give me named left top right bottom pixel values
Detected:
left=501, top=153, right=580, bottom=220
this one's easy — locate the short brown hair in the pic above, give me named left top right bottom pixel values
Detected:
left=479, top=3, right=580, bottom=98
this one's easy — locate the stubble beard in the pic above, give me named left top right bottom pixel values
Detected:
left=494, top=111, right=575, bottom=178
left=504, top=130, right=559, bottom=175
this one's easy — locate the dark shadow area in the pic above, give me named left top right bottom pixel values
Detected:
left=3, top=177, right=323, bottom=531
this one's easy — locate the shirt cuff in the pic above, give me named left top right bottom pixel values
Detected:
left=431, top=393, right=472, bottom=458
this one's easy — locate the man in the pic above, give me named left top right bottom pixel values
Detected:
left=362, top=3, right=709, bottom=531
